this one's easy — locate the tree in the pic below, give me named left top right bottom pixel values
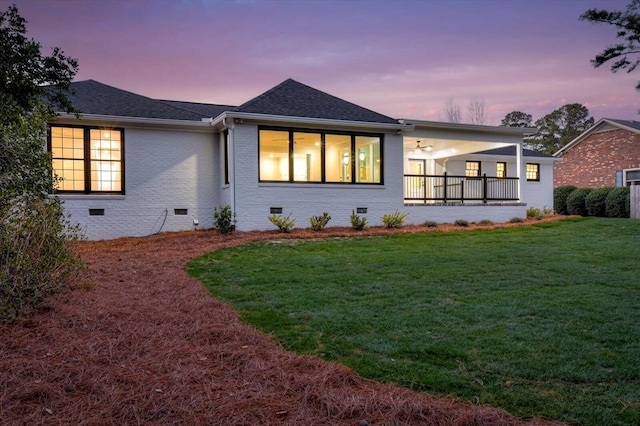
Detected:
left=580, top=1, right=640, bottom=91
left=442, top=98, right=461, bottom=123
left=501, top=111, right=533, bottom=127
left=467, top=96, right=487, bottom=125
left=529, top=104, right=594, bottom=154
left=0, top=4, right=84, bottom=322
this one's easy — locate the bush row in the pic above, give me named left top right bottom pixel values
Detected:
left=553, top=185, right=630, bottom=218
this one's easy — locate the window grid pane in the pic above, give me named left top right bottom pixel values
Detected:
left=466, top=161, right=481, bottom=177
left=259, top=130, right=289, bottom=181
left=293, top=132, right=321, bottom=182
left=355, top=136, right=381, bottom=183
left=496, top=162, right=507, bottom=178
left=526, top=163, right=540, bottom=181
left=325, top=134, right=351, bottom=183
left=51, top=126, right=85, bottom=191
left=90, top=129, right=123, bottom=191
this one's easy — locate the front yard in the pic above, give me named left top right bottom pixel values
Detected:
left=187, top=217, right=640, bottom=426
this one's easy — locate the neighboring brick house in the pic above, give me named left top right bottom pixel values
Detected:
left=553, top=118, right=640, bottom=188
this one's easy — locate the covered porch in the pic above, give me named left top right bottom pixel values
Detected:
left=400, top=120, right=535, bottom=205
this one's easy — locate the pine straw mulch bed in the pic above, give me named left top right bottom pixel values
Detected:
left=1, top=218, right=567, bottom=425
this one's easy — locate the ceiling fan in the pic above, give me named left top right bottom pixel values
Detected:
left=415, top=141, right=433, bottom=153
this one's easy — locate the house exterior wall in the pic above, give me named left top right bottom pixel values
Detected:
left=59, top=127, right=216, bottom=240
left=554, top=128, right=640, bottom=188
left=230, top=123, right=405, bottom=231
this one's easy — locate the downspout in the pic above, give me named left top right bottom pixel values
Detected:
left=222, top=116, right=237, bottom=220
left=516, top=142, right=523, bottom=203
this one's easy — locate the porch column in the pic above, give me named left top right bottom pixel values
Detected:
left=515, top=142, right=522, bottom=202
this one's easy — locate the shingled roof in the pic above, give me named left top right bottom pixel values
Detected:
left=236, top=79, right=398, bottom=124
left=476, top=146, right=554, bottom=158
left=62, top=80, right=228, bottom=121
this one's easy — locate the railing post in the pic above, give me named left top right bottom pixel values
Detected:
left=443, top=172, right=448, bottom=203
left=483, top=173, right=487, bottom=203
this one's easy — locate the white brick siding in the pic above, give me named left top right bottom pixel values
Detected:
left=59, top=127, right=216, bottom=240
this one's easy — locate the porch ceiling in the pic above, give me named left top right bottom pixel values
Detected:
left=403, top=136, right=513, bottom=159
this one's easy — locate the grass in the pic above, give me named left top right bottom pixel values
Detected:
left=186, top=217, right=640, bottom=425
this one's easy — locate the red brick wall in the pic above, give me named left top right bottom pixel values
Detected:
left=554, top=128, right=640, bottom=188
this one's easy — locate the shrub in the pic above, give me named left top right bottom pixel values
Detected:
left=566, top=188, right=593, bottom=216
left=268, top=214, right=296, bottom=233
left=606, top=187, right=630, bottom=218
left=423, top=220, right=438, bottom=228
left=454, top=219, right=469, bottom=227
left=478, top=219, right=494, bottom=226
left=554, top=185, right=578, bottom=215
left=542, top=206, right=554, bottom=215
left=509, top=217, right=524, bottom=223
left=526, top=207, right=542, bottom=218
left=1, top=195, right=87, bottom=323
left=350, top=210, right=368, bottom=231
left=309, top=212, right=331, bottom=231
left=381, top=211, right=409, bottom=228
left=586, top=187, right=614, bottom=217
left=213, top=205, right=237, bottom=234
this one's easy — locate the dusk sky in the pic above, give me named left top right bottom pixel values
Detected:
left=6, top=0, right=639, bottom=124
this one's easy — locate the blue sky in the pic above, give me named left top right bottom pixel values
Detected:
left=7, top=0, right=638, bottom=124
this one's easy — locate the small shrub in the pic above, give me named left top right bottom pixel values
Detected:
left=478, top=219, right=493, bottom=226
left=542, top=206, right=554, bottom=215
left=213, top=205, right=237, bottom=234
left=268, top=213, right=296, bottom=233
left=423, top=220, right=438, bottom=228
left=586, top=187, right=613, bottom=217
left=381, top=211, right=409, bottom=228
left=526, top=207, right=542, bottom=218
left=509, top=217, right=524, bottom=223
left=454, top=219, right=469, bottom=227
left=350, top=210, right=368, bottom=231
left=606, top=187, right=630, bottom=218
left=309, top=212, right=331, bottom=231
left=566, top=188, right=593, bottom=216
left=554, top=185, right=578, bottom=215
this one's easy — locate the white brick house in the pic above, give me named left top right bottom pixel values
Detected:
left=50, top=79, right=555, bottom=240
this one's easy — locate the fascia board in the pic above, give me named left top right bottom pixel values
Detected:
left=54, top=113, right=214, bottom=131
left=401, top=118, right=537, bottom=136
left=212, top=111, right=413, bottom=132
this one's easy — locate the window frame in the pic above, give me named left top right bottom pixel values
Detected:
left=465, top=161, right=481, bottom=177
left=526, top=163, right=540, bottom=182
left=496, top=161, right=507, bottom=178
left=48, top=124, right=125, bottom=194
left=258, top=126, right=384, bottom=185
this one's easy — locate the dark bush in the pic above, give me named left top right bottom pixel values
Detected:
left=605, top=187, right=630, bottom=218
left=586, top=187, right=613, bottom=217
left=554, top=185, right=577, bottom=215
left=566, top=188, right=593, bottom=216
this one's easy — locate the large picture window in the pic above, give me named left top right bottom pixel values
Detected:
left=259, top=127, right=383, bottom=184
left=50, top=126, right=124, bottom=193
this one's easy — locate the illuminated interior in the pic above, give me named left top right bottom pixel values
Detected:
left=90, top=129, right=122, bottom=191
left=51, top=127, right=85, bottom=191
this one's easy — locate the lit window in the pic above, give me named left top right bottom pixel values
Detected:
left=465, top=161, right=481, bottom=177
left=496, top=162, right=507, bottom=178
left=50, top=126, right=124, bottom=193
left=259, top=128, right=383, bottom=184
left=526, top=163, right=540, bottom=181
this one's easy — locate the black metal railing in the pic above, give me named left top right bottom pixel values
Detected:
left=404, top=173, right=519, bottom=203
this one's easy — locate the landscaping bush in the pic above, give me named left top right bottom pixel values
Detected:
left=566, top=188, right=593, bottom=216
left=509, top=217, right=525, bottom=223
left=213, top=205, right=236, bottom=234
left=380, top=211, right=409, bottom=228
left=586, top=187, right=613, bottom=217
left=267, top=214, right=296, bottom=233
left=526, top=207, right=542, bottom=218
left=454, top=219, right=469, bottom=227
left=554, top=185, right=578, bottom=215
left=350, top=210, right=368, bottom=231
left=309, top=212, right=331, bottom=231
left=478, top=219, right=494, bottom=226
left=423, top=220, right=438, bottom=228
left=1, top=195, right=87, bottom=323
left=606, top=187, right=631, bottom=218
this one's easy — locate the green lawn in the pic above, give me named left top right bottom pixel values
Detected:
left=186, top=217, right=640, bottom=425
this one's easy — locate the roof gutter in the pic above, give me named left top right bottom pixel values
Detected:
left=212, top=111, right=414, bottom=132
left=55, top=112, right=214, bottom=129
left=400, top=118, right=537, bottom=136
